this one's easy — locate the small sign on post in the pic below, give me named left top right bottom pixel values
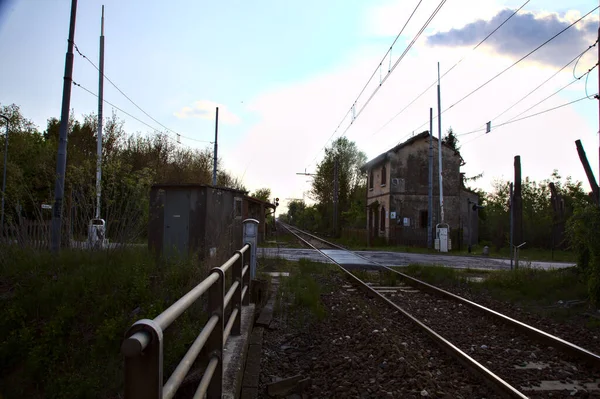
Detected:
left=41, top=204, right=52, bottom=210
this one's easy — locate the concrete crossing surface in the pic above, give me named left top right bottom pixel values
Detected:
left=258, top=247, right=575, bottom=271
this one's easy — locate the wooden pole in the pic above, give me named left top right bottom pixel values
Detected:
left=575, top=139, right=599, bottom=204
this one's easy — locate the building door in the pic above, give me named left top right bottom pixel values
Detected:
left=163, top=190, right=190, bottom=257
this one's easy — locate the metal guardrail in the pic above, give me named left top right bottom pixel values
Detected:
left=121, top=243, right=252, bottom=399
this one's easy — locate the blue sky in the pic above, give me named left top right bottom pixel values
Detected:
left=1, top=0, right=599, bottom=209
left=0, top=0, right=376, bottom=141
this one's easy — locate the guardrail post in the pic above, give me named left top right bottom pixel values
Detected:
left=243, top=219, right=259, bottom=279
left=243, top=244, right=251, bottom=306
left=233, top=250, right=243, bottom=336
left=207, top=267, right=225, bottom=397
left=122, top=320, right=163, bottom=399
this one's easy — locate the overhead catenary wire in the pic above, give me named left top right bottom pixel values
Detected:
left=72, top=42, right=212, bottom=144
left=306, top=0, right=446, bottom=169
left=371, top=0, right=531, bottom=138
left=457, top=62, right=599, bottom=137
left=462, top=94, right=597, bottom=147
left=488, top=40, right=599, bottom=126
left=461, top=94, right=596, bottom=139
left=410, top=5, right=600, bottom=134
left=73, top=81, right=196, bottom=148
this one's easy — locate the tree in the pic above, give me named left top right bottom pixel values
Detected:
left=0, top=103, right=247, bottom=242
left=251, top=188, right=271, bottom=202
left=442, top=127, right=460, bottom=152
left=310, top=137, right=367, bottom=234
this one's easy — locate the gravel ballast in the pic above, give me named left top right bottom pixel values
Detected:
left=259, top=271, right=501, bottom=398
left=379, top=282, right=600, bottom=398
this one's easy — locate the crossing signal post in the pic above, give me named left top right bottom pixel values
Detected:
left=273, top=197, right=279, bottom=233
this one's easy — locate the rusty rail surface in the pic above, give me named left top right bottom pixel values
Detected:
left=121, top=243, right=252, bottom=399
left=281, top=223, right=600, bottom=370
left=281, top=222, right=528, bottom=398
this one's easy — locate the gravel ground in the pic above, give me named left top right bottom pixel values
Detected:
left=429, top=283, right=600, bottom=356
left=259, top=272, right=501, bottom=398
left=380, top=284, right=600, bottom=398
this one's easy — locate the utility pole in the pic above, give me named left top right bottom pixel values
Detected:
left=509, top=182, right=514, bottom=270
left=51, top=0, right=78, bottom=253
left=333, top=157, right=339, bottom=237
left=427, top=108, right=433, bottom=248
left=0, top=114, right=8, bottom=235
left=437, top=62, right=444, bottom=223
left=575, top=139, right=599, bottom=203
left=95, top=5, right=105, bottom=220
left=212, top=107, right=218, bottom=186
left=513, top=156, right=523, bottom=247
left=597, top=22, right=600, bottom=206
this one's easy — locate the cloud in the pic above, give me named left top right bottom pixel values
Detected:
left=426, top=9, right=597, bottom=67
left=224, top=37, right=597, bottom=215
left=366, top=0, right=505, bottom=39
left=174, top=100, right=240, bottom=124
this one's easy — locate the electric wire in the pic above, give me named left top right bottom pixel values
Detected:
left=457, top=62, right=598, bottom=136
left=410, top=5, right=600, bottom=133
left=370, top=0, right=531, bottom=138
left=73, top=80, right=195, bottom=147
left=72, top=42, right=212, bottom=144
left=459, top=94, right=595, bottom=138
left=307, top=0, right=448, bottom=169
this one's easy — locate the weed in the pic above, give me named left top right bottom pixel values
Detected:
left=0, top=246, right=209, bottom=399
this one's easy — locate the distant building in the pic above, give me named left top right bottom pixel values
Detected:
left=360, top=131, right=479, bottom=248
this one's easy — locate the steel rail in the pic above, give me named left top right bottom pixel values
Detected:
left=280, top=222, right=526, bottom=399
left=281, top=222, right=600, bottom=369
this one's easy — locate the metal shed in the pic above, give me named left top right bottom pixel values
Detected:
left=148, top=184, right=245, bottom=259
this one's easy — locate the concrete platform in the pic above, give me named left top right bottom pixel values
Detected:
left=222, top=303, right=255, bottom=399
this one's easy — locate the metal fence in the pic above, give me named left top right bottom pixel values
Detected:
left=1, top=220, right=51, bottom=249
left=121, top=243, right=253, bottom=399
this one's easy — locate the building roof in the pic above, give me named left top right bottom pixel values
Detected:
left=360, top=130, right=459, bottom=172
left=244, top=195, right=276, bottom=210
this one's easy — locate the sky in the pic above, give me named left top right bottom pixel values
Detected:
left=0, top=0, right=599, bottom=214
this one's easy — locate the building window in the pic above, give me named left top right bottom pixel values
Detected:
left=369, top=170, right=374, bottom=189
left=380, top=207, right=386, bottom=232
left=234, top=197, right=242, bottom=219
left=381, top=165, right=386, bottom=186
left=420, top=210, right=428, bottom=229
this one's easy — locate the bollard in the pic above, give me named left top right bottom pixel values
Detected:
left=243, top=219, right=259, bottom=279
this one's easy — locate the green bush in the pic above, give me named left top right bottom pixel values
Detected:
left=0, top=246, right=208, bottom=399
left=567, top=204, right=600, bottom=304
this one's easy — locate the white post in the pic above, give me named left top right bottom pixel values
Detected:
left=437, top=62, right=444, bottom=223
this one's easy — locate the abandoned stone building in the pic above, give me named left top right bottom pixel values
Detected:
left=360, top=131, right=479, bottom=248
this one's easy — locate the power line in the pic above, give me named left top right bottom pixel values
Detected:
left=490, top=41, right=598, bottom=125
left=461, top=94, right=595, bottom=139
left=73, top=80, right=196, bottom=147
left=72, top=42, right=212, bottom=144
left=371, top=0, right=531, bottom=138
left=411, top=5, right=600, bottom=133
left=306, top=0, right=448, bottom=169
left=457, top=63, right=598, bottom=136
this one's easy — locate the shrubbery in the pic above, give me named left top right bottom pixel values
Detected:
left=0, top=247, right=208, bottom=399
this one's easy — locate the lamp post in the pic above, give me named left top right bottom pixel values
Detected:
left=0, top=114, right=9, bottom=234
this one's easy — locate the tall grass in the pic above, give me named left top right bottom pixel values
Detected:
left=0, top=246, right=209, bottom=399
left=278, top=259, right=333, bottom=321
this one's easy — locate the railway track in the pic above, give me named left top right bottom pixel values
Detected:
left=279, top=222, right=600, bottom=398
